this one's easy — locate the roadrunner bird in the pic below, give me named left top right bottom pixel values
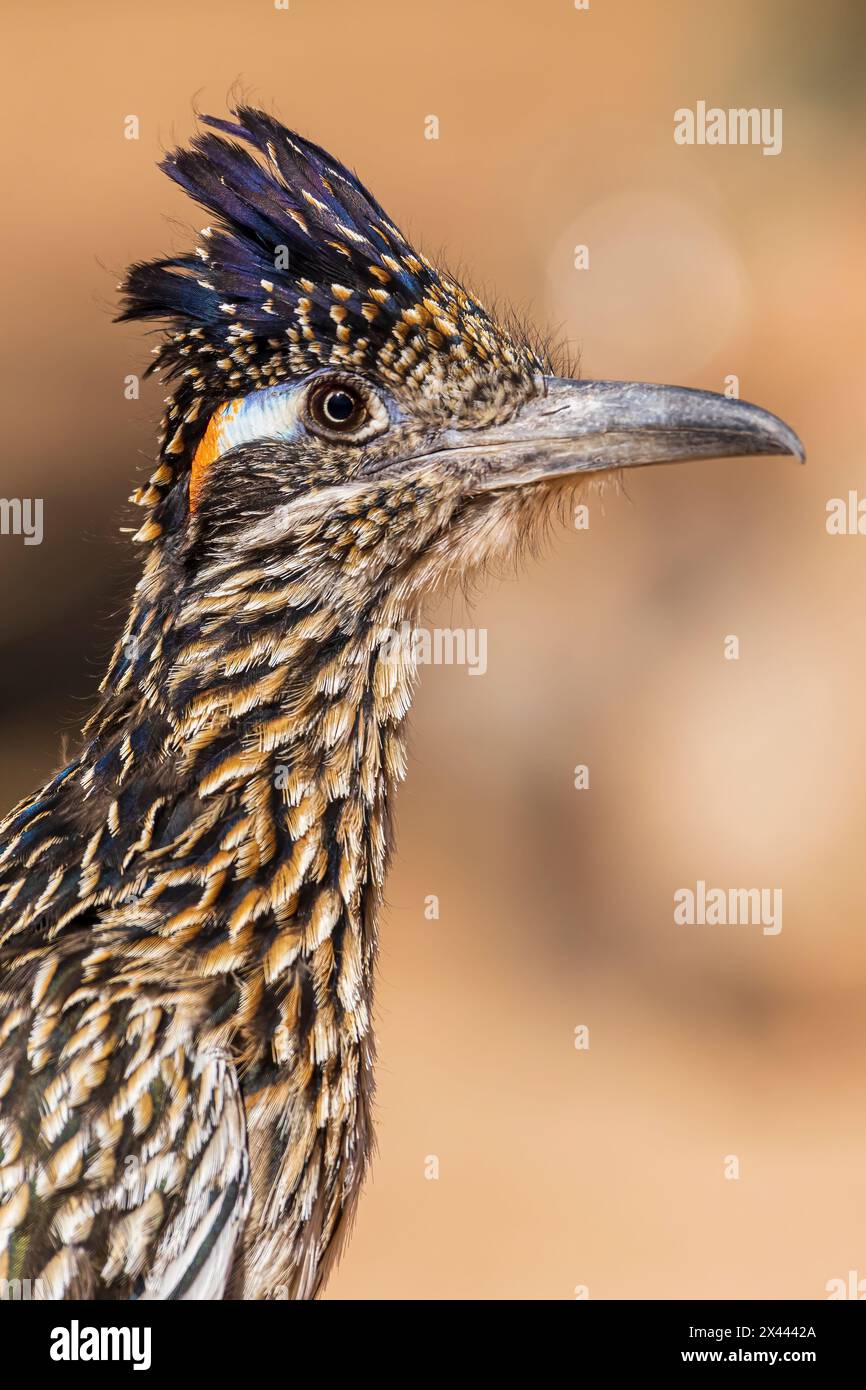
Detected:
left=0, top=108, right=803, bottom=1300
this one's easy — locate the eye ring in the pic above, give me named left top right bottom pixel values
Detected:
left=304, top=375, right=389, bottom=443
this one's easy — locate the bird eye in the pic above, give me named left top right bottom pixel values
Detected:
left=303, top=375, right=389, bottom=443
left=320, top=389, right=357, bottom=424
left=307, top=382, right=365, bottom=435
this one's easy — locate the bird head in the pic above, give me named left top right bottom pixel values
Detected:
left=119, top=107, right=803, bottom=627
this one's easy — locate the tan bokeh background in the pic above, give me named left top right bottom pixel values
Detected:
left=3, top=0, right=865, bottom=1298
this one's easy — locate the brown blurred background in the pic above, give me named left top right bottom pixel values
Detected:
left=3, top=0, right=865, bottom=1299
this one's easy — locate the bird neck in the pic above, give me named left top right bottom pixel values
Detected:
left=77, top=539, right=423, bottom=1072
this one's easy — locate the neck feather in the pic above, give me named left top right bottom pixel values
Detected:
left=43, top=540, right=423, bottom=1081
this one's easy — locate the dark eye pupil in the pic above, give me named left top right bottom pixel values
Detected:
left=324, top=390, right=356, bottom=423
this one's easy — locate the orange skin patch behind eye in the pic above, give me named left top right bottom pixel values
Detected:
left=189, top=400, right=243, bottom=513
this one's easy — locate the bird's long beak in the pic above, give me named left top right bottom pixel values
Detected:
left=461, top=377, right=805, bottom=489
